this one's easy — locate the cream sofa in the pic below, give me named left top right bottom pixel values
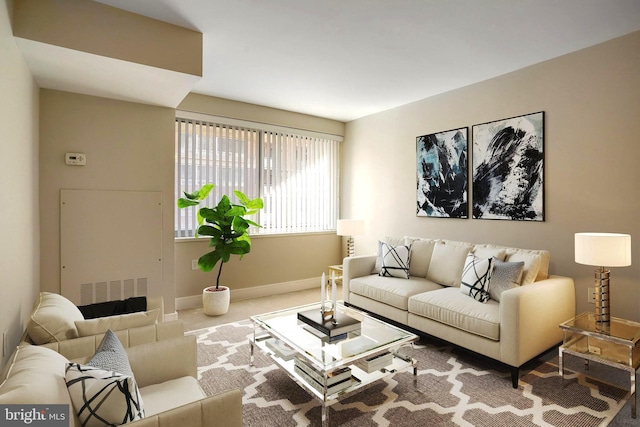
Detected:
left=0, top=332, right=243, bottom=427
left=343, top=236, right=576, bottom=388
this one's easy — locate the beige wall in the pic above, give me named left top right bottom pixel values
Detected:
left=175, top=95, right=344, bottom=302
left=13, top=0, right=202, bottom=76
left=0, top=0, right=39, bottom=367
left=343, top=31, right=640, bottom=320
left=39, top=90, right=177, bottom=312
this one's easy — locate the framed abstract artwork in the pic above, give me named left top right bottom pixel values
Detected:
left=416, top=127, right=468, bottom=218
left=472, top=111, right=544, bottom=221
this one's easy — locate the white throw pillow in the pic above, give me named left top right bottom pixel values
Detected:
left=27, top=292, right=84, bottom=344
left=378, top=242, right=411, bottom=279
left=66, top=363, right=144, bottom=427
left=460, top=254, right=493, bottom=303
left=489, top=258, right=525, bottom=302
left=75, top=309, right=159, bottom=337
left=372, top=237, right=406, bottom=274
left=426, top=242, right=472, bottom=287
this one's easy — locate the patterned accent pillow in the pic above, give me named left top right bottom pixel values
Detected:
left=378, top=242, right=411, bottom=279
left=460, top=254, right=493, bottom=303
left=66, top=363, right=144, bottom=427
left=489, top=259, right=525, bottom=302
left=87, top=329, right=133, bottom=377
left=372, top=237, right=406, bottom=274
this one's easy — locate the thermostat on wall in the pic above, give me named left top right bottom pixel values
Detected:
left=65, top=152, right=86, bottom=166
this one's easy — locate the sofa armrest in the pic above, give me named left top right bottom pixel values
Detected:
left=146, top=296, right=165, bottom=322
left=343, top=255, right=377, bottom=303
left=126, top=335, right=197, bottom=388
left=38, top=320, right=185, bottom=361
left=129, top=389, right=243, bottom=427
left=499, top=275, right=576, bottom=367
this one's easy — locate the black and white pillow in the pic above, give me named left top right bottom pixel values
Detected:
left=489, top=258, right=525, bottom=302
left=66, top=364, right=144, bottom=427
left=378, top=242, right=411, bottom=279
left=65, top=329, right=144, bottom=426
left=460, top=254, right=493, bottom=303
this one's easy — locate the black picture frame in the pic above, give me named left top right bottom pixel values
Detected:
left=416, top=127, right=468, bottom=218
left=472, top=111, right=545, bottom=221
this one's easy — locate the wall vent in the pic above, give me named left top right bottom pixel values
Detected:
left=80, top=278, right=149, bottom=305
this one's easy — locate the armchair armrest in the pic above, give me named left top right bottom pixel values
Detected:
left=130, top=389, right=243, bottom=427
left=500, top=275, right=576, bottom=367
left=126, top=335, right=197, bottom=388
left=343, top=255, right=376, bottom=303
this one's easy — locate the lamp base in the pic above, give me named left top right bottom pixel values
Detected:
left=346, top=236, right=355, bottom=257
left=594, top=267, right=610, bottom=324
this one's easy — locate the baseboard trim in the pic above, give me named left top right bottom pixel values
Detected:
left=175, top=277, right=319, bottom=311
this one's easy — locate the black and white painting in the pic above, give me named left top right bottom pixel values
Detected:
left=472, top=111, right=544, bottom=221
left=416, top=127, right=468, bottom=218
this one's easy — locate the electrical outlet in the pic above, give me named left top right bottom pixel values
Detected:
left=587, top=287, right=595, bottom=303
left=191, top=259, right=199, bottom=270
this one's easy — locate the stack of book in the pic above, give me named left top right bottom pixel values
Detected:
left=293, top=357, right=356, bottom=395
left=354, top=352, right=393, bottom=373
left=297, top=308, right=361, bottom=342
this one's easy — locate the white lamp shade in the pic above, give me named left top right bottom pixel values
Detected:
left=336, top=219, right=365, bottom=236
left=575, top=232, right=632, bottom=267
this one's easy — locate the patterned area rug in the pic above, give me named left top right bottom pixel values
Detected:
left=187, top=321, right=628, bottom=427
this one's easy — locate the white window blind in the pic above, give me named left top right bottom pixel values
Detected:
left=175, top=117, right=339, bottom=237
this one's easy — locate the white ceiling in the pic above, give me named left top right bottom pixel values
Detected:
left=89, top=1, right=640, bottom=121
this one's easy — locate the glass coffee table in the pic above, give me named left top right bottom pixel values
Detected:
left=250, top=302, right=418, bottom=426
left=559, top=312, right=640, bottom=418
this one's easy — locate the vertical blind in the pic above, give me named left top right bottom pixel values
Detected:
left=175, top=117, right=339, bottom=237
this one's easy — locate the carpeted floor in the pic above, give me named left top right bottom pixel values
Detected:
left=187, top=320, right=632, bottom=427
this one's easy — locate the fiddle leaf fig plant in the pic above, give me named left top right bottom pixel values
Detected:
left=178, top=184, right=263, bottom=290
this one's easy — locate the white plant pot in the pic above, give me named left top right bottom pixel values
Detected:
left=202, top=286, right=230, bottom=316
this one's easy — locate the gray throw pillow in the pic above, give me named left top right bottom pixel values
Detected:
left=489, top=258, right=525, bottom=302
left=88, top=329, right=133, bottom=377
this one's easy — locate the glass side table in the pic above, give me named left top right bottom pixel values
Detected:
left=559, top=312, right=640, bottom=418
left=328, top=264, right=343, bottom=286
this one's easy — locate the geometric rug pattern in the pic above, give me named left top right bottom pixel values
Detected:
left=187, top=321, right=629, bottom=427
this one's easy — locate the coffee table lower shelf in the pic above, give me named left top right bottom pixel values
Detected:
left=250, top=334, right=417, bottom=425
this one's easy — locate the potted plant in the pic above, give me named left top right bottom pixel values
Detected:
left=178, top=184, right=263, bottom=315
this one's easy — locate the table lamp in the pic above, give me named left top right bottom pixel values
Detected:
left=575, top=232, right=632, bottom=323
left=337, top=219, right=365, bottom=257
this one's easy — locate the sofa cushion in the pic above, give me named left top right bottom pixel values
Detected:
left=373, top=237, right=406, bottom=274
left=404, top=238, right=437, bottom=277
left=349, top=275, right=443, bottom=311
left=426, top=242, right=472, bottom=287
left=75, top=309, right=160, bottom=338
left=472, top=245, right=507, bottom=261
left=27, top=292, right=84, bottom=344
left=378, top=242, right=411, bottom=279
left=505, top=251, right=542, bottom=285
left=459, top=254, right=492, bottom=303
left=66, top=363, right=144, bottom=426
left=139, top=377, right=206, bottom=417
left=408, top=287, right=500, bottom=341
left=489, top=259, right=524, bottom=302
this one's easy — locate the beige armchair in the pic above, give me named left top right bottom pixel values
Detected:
left=22, top=292, right=166, bottom=345
left=0, top=335, right=243, bottom=427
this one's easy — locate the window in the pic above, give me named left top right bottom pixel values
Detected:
left=175, top=115, right=340, bottom=237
